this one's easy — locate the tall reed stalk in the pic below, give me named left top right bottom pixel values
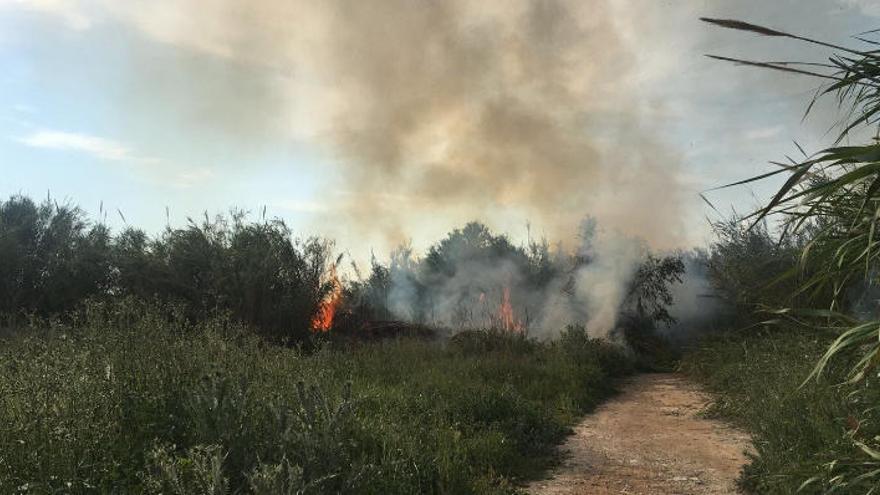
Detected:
left=704, top=17, right=880, bottom=490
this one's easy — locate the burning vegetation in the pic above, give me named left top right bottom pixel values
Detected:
left=334, top=220, right=684, bottom=341
left=311, top=265, right=342, bottom=332
left=485, top=287, right=525, bottom=334
left=0, top=194, right=687, bottom=345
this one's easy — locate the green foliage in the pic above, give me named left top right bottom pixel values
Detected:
left=0, top=198, right=331, bottom=341
left=0, top=301, right=633, bottom=494
left=624, top=253, right=685, bottom=327
left=704, top=17, right=880, bottom=380
left=1, top=196, right=682, bottom=348
left=704, top=18, right=880, bottom=488
left=246, top=457, right=307, bottom=495
left=0, top=198, right=675, bottom=492
left=706, top=217, right=801, bottom=313
left=613, top=254, right=685, bottom=371
left=681, top=328, right=880, bottom=494
left=449, top=328, right=538, bottom=355
left=423, top=222, right=528, bottom=279
left=127, top=213, right=332, bottom=342
left=142, top=444, right=230, bottom=495
left=0, top=195, right=110, bottom=315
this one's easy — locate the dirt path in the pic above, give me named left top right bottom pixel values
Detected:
left=527, top=373, right=752, bottom=495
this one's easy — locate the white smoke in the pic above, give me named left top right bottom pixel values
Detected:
left=573, top=232, right=645, bottom=339
left=377, top=218, right=664, bottom=341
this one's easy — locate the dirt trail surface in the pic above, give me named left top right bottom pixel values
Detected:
left=528, top=373, right=752, bottom=495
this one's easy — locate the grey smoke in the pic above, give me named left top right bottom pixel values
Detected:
left=377, top=218, right=684, bottom=340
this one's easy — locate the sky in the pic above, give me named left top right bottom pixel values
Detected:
left=1, top=0, right=878, bottom=262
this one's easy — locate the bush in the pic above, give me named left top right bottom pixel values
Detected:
left=0, top=195, right=111, bottom=316
left=0, top=196, right=332, bottom=341
left=705, top=217, right=800, bottom=314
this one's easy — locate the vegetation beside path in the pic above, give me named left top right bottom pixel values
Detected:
left=0, top=303, right=634, bottom=494
left=682, top=327, right=880, bottom=494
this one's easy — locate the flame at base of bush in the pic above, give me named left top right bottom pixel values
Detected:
left=480, top=286, right=525, bottom=334
left=311, top=267, right=342, bottom=332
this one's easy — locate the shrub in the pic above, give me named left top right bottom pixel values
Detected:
left=0, top=195, right=110, bottom=316
left=0, top=198, right=332, bottom=341
left=703, top=18, right=880, bottom=488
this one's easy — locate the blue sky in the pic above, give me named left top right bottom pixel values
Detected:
left=1, top=0, right=878, bottom=260
left=0, top=6, right=330, bottom=228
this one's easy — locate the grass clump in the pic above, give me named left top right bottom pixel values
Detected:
left=681, top=328, right=880, bottom=494
left=0, top=301, right=632, bottom=494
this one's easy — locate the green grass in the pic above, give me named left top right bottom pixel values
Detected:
left=680, top=328, right=880, bottom=494
left=0, top=302, right=632, bottom=494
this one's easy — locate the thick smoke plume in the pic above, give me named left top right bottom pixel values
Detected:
left=536, top=220, right=647, bottom=339
left=25, top=0, right=710, bottom=338
left=53, top=0, right=690, bottom=251
left=314, top=0, right=688, bottom=248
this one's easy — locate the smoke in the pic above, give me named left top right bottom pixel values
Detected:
left=14, top=0, right=880, bottom=256
left=373, top=218, right=676, bottom=340
left=662, top=250, right=733, bottom=344
left=13, top=0, right=691, bottom=251
left=575, top=231, right=646, bottom=338
left=535, top=219, right=646, bottom=338
left=312, top=0, right=688, bottom=248
left=8, top=0, right=722, bottom=338
left=363, top=217, right=734, bottom=342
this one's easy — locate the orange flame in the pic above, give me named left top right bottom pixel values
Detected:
left=311, top=266, right=342, bottom=332
left=497, top=286, right=524, bottom=333
left=479, top=286, right=524, bottom=333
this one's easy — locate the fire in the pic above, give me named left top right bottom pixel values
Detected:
left=497, top=286, right=524, bottom=333
left=311, top=265, right=342, bottom=332
left=479, top=286, right=524, bottom=333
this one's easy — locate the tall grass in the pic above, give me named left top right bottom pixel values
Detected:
left=0, top=300, right=632, bottom=494
left=681, top=327, right=880, bottom=494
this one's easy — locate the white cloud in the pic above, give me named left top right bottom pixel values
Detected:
left=16, top=129, right=130, bottom=160
left=271, top=199, right=327, bottom=213
left=744, top=125, right=785, bottom=141
left=0, top=0, right=93, bottom=30
left=15, top=129, right=217, bottom=189
left=840, top=0, right=880, bottom=17
left=171, top=167, right=216, bottom=189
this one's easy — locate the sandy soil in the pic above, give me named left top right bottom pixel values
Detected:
left=527, top=373, right=752, bottom=495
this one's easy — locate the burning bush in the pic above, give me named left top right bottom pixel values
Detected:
left=344, top=220, right=686, bottom=351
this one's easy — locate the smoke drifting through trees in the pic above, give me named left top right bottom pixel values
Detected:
left=348, top=219, right=689, bottom=340
left=3, top=0, right=717, bottom=341
left=274, top=0, right=696, bottom=337
left=1, top=192, right=715, bottom=344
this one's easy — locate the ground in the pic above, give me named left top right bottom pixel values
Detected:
left=527, top=374, right=752, bottom=495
